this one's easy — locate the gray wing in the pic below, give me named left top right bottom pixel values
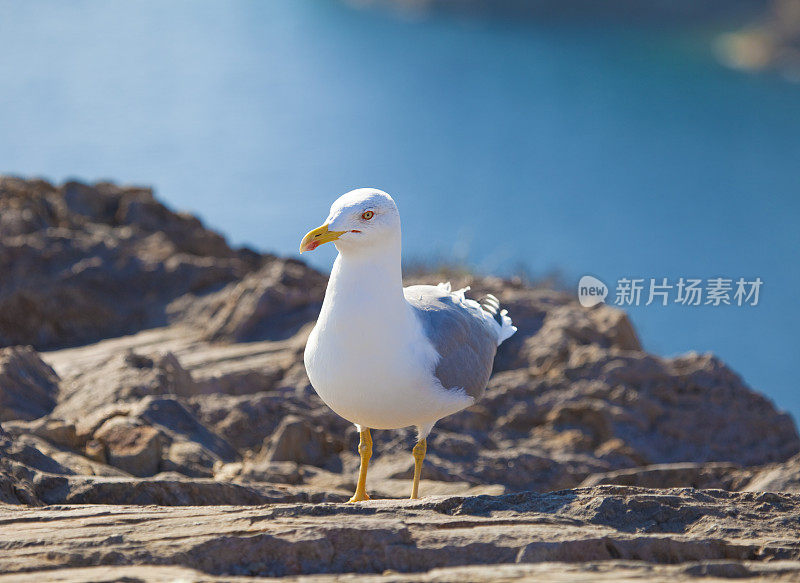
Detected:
left=404, top=285, right=498, bottom=401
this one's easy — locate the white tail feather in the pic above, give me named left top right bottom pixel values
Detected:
left=440, top=283, right=517, bottom=347
left=495, top=308, right=517, bottom=345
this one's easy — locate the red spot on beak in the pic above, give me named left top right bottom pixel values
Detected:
left=306, top=240, right=320, bottom=251
left=351, top=229, right=362, bottom=233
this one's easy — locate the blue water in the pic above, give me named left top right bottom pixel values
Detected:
left=1, top=1, right=799, bottom=420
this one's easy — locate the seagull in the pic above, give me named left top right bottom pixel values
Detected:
left=299, top=188, right=516, bottom=501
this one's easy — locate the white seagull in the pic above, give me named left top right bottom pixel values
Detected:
left=300, top=188, right=516, bottom=501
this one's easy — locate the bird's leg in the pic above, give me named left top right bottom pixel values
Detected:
left=348, top=428, right=372, bottom=503
left=410, top=437, right=427, bottom=500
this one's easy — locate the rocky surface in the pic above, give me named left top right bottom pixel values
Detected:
left=0, top=176, right=278, bottom=348
left=1, top=487, right=800, bottom=580
left=0, top=346, right=59, bottom=422
left=1, top=176, right=799, bottom=580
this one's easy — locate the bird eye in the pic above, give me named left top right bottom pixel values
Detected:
left=361, top=210, right=374, bottom=220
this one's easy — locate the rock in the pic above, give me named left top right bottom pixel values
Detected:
left=469, top=348, right=799, bottom=472
left=52, top=348, right=197, bottom=420
left=225, top=460, right=305, bottom=485
left=0, top=428, right=41, bottom=505
left=3, top=417, right=81, bottom=449
left=0, top=346, right=59, bottom=422
left=163, top=440, right=217, bottom=478
left=93, top=416, right=162, bottom=477
left=263, top=415, right=340, bottom=467
left=742, top=453, right=800, bottom=493
left=586, top=305, right=642, bottom=351
left=31, top=474, right=341, bottom=506
left=3, top=562, right=800, bottom=583
left=131, top=397, right=237, bottom=464
left=0, top=176, right=265, bottom=349
left=84, top=439, right=106, bottom=464
left=579, top=462, right=746, bottom=490
left=69, top=395, right=240, bottom=478
left=0, top=426, right=73, bottom=477
left=0, top=487, right=799, bottom=579
left=168, top=258, right=327, bottom=342
left=5, top=430, right=126, bottom=478
left=0, top=466, right=38, bottom=506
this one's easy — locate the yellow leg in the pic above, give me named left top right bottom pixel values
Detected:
left=410, top=438, right=427, bottom=500
left=348, top=428, right=372, bottom=503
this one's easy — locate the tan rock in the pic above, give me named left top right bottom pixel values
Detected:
left=164, top=440, right=216, bottom=478
left=3, top=417, right=81, bottom=450
left=0, top=346, right=59, bottom=422
left=8, top=432, right=125, bottom=478
left=0, top=487, right=798, bottom=579
left=84, top=439, right=106, bottom=464
left=93, top=416, right=162, bottom=477
left=0, top=176, right=262, bottom=349
left=742, top=453, right=800, bottom=493
left=170, top=259, right=327, bottom=342
left=579, top=462, right=745, bottom=490
left=263, top=415, right=340, bottom=466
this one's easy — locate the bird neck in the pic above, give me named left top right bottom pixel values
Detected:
left=322, top=234, right=407, bottom=322
left=331, top=235, right=404, bottom=300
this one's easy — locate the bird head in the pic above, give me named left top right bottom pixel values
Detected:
left=299, top=188, right=400, bottom=254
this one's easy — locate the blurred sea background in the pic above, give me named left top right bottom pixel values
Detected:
left=1, top=1, right=798, bottom=420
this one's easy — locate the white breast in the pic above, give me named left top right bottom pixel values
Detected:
left=304, top=289, right=472, bottom=430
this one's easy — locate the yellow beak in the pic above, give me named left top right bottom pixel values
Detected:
left=299, top=223, right=347, bottom=253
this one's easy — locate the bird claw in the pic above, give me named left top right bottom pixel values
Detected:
left=347, top=491, right=371, bottom=503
